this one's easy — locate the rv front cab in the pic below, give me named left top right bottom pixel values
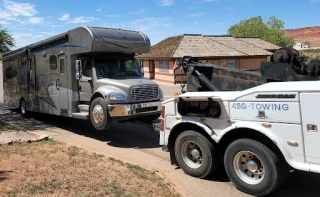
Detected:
left=76, top=60, right=82, bottom=80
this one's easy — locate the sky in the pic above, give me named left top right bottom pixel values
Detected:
left=0, top=0, right=319, bottom=49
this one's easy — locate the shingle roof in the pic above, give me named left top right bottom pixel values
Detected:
left=137, top=35, right=183, bottom=58
left=173, top=36, right=246, bottom=57
left=137, top=35, right=279, bottom=59
left=208, top=37, right=273, bottom=56
left=237, top=38, right=280, bottom=50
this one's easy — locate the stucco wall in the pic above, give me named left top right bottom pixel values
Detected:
left=208, top=60, right=220, bottom=65
left=239, top=58, right=266, bottom=69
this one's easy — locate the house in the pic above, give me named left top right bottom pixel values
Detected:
left=137, top=35, right=280, bottom=83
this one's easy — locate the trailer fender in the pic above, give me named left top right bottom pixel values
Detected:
left=218, top=121, right=310, bottom=172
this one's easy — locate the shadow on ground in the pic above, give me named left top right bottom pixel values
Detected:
left=0, top=109, right=160, bottom=149
left=0, top=170, right=12, bottom=182
left=206, top=168, right=320, bottom=197
left=266, top=170, right=320, bottom=197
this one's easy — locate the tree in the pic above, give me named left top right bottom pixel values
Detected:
left=0, top=25, right=15, bottom=53
left=227, top=16, right=294, bottom=47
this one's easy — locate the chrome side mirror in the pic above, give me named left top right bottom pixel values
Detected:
left=76, top=60, right=82, bottom=80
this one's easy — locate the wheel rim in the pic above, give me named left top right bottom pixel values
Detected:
left=233, top=151, right=265, bottom=185
left=181, top=140, right=203, bottom=169
left=92, top=105, right=104, bottom=124
left=21, top=101, right=26, bottom=115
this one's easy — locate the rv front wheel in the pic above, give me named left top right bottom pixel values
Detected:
left=90, top=97, right=111, bottom=131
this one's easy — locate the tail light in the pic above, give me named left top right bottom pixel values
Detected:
left=161, top=106, right=165, bottom=118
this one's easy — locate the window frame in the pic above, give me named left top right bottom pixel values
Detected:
left=159, top=61, right=169, bottom=73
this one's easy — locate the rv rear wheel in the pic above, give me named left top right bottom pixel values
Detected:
left=174, top=130, right=220, bottom=178
left=90, top=97, right=111, bottom=131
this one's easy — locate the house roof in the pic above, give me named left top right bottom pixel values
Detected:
left=237, top=38, right=280, bottom=50
left=137, top=35, right=183, bottom=59
left=137, top=35, right=280, bottom=59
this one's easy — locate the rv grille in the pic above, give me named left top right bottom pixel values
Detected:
left=131, top=86, right=159, bottom=101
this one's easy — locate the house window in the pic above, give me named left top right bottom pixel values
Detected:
left=159, top=61, right=169, bottom=73
left=219, top=59, right=237, bottom=68
left=228, top=59, right=236, bottom=69
left=219, top=60, right=227, bottom=67
left=50, top=55, right=57, bottom=70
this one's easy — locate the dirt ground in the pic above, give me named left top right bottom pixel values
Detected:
left=0, top=140, right=180, bottom=197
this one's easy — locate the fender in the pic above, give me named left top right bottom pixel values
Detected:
left=169, top=117, right=219, bottom=142
left=218, top=121, right=310, bottom=172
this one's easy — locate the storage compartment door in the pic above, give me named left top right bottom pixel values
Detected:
left=300, top=93, right=320, bottom=164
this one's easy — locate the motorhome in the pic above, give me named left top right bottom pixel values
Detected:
left=2, top=26, right=163, bottom=130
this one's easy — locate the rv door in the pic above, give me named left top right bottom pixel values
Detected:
left=79, top=59, right=93, bottom=102
left=58, top=55, right=69, bottom=114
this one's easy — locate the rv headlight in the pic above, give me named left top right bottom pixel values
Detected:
left=107, top=92, right=128, bottom=101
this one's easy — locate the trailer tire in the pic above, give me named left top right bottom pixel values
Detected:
left=174, top=130, right=219, bottom=178
left=20, top=99, right=28, bottom=117
left=90, top=97, right=111, bottom=131
left=224, top=139, right=288, bottom=196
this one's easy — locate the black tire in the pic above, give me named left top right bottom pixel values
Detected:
left=224, top=139, right=289, bottom=196
left=174, top=130, right=220, bottom=178
left=20, top=99, right=28, bottom=117
left=90, top=97, right=112, bottom=131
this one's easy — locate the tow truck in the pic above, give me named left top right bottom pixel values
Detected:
left=156, top=48, right=320, bottom=196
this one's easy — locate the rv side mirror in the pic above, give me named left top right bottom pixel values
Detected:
left=76, top=60, right=82, bottom=80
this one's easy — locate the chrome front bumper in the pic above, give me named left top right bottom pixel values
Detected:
left=108, top=101, right=161, bottom=117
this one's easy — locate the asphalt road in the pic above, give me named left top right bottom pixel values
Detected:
left=1, top=82, right=320, bottom=197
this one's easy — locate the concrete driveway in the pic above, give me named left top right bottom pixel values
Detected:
left=1, top=82, right=320, bottom=197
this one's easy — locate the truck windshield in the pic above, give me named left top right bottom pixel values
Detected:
left=95, top=58, right=141, bottom=78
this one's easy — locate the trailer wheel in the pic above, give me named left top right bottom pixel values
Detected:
left=20, top=99, right=27, bottom=117
left=90, top=97, right=111, bottom=131
left=224, top=139, right=288, bottom=196
left=174, top=130, right=219, bottom=178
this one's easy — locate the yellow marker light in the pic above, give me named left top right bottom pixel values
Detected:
left=287, top=141, right=299, bottom=147
left=174, top=92, right=179, bottom=96
left=262, top=123, right=272, bottom=128
left=228, top=120, right=236, bottom=124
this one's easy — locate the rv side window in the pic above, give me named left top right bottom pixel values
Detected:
left=50, top=55, right=57, bottom=70
left=60, top=59, right=65, bottom=74
left=82, top=59, right=92, bottom=77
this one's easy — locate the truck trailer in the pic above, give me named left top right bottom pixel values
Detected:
left=2, top=26, right=163, bottom=130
